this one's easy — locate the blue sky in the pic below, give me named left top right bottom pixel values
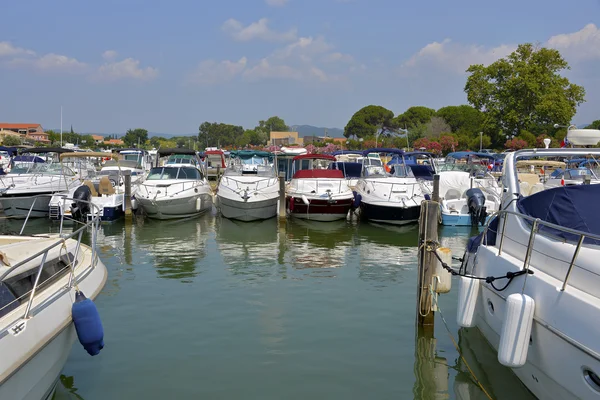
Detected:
left=0, top=0, right=599, bottom=134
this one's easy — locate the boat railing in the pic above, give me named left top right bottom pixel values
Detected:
left=0, top=195, right=101, bottom=320
left=138, top=180, right=205, bottom=197
left=367, top=180, right=421, bottom=203
left=298, top=178, right=347, bottom=196
left=482, top=209, right=600, bottom=292
left=220, top=175, right=277, bottom=192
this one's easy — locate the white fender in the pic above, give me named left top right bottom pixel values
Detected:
left=457, top=276, right=480, bottom=328
left=195, top=197, right=202, bottom=212
left=301, top=195, right=309, bottom=206
left=434, top=247, right=452, bottom=293
left=498, top=293, right=535, bottom=368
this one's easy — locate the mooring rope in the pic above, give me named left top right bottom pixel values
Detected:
left=423, top=240, right=533, bottom=291
left=429, top=285, right=495, bottom=400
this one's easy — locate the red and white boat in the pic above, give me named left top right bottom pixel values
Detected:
left=286, top=154, right=355, bottom=221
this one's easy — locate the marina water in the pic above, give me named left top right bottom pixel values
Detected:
left=2, top=213, right=535, bottom=399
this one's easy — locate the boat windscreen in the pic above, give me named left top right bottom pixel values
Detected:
left=147, top=167, right=202, bottom=180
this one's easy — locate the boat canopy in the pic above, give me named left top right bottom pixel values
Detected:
left=26, top=147, right=73, bottom=154
left=230, top=150, right=272, bottom=159
left=328, top=162, right=362, bottom=178
left=516, top=160, right=566, bottom=168
left=517, top=184, right=600, bottom=245
left=362, top=148, right=404, bottom=156
left=292, top=154, right=336, bottom=162
left=60, top=152, right=117, bottom=160
left=11, top=155, right=45, bottom=163
left=158, top=148, right=196, bottom=156
left=446, top=151, right=496, bottom=160
left=330, top=150, right=363, bottom=156
left=0, top=146, right=17, bottom=156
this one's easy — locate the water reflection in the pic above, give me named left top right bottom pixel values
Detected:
left=354, top=222, right=419, bottom=284
left=284, top=219, right=353, bottom=276
left=52, top=375, right=85, bottom=400
left=454, top=328, right=534, bottom=400
left=215, top=217, right=280, bottom=279
left=134, top=215, right=212, bottom=282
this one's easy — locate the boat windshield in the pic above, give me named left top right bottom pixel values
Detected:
left=390, top=164, right=415, bottom=178
left=8, top=162, right=74, bottom=176
left=166, top=155, right=199, bottom=167
left=147, top=167, right=202, bottom=180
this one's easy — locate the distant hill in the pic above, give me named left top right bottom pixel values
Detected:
left=290, top=125, right=344, bottom=138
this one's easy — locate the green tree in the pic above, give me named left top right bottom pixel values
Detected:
left=423, top=116, right=452, bottom=139
left=256, top=116, right=288, bottom=134
left=435, top=105, right=484, bottom=133
left=150, top=137, right=161, bottom=148
left=465, top=43, right=586, bottom=142
left=395, top=106, right=436, bottom=129
left=585, top=120, right=600, bottom=129
left=46, top=130, right=59, bottom=144
left=198, top=122, right=245, bottom=148
left=123, top=128, right=149, bottom=147
left=2, top=135, right=21, bottom=146
left=344, top=105, right=397, bottom=139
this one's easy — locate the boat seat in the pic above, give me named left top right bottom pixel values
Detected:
left=529, top=183, right=545, bottom=196
left=444, top=188, right=462, bottom=200
left=519, top=182, right=531, bottom=196
left=82, top=180, right=98, bottom=197
left=98, top=176, right=116, bottom=195
left=518, top=173, right=540, bottom=186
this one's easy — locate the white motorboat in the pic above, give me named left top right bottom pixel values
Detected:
left=203, top=149, right=226, bottom=180
left=0, top=200, right=107, bottom=400
left=0, top=148, right=94, bottom=219
left=49, top=152, right=145, bottom=222
left=115, top=148, right=153, bottom=173
left=136, top=148, right=213, bottom=220
left=355, top=148, right=431, bottom=225
left=286, top=154, right=354, bottom=222
left=330, top=150, right=364, bottom=189
left=438, top=170, right=501, bottom=226
left=216, top=150, right=280, bottom=221
left=457, top=146, right=600, bottom=399
left=274, top=147, right=308, bottom=182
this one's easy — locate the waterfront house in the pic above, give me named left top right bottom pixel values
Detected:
left=270, top=131, right=303, bottom=146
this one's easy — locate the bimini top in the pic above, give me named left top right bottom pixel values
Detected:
left=157, top=148, right=196, bottom=156
left=330, top=150, right=363, bottom=156
left=60, top=152, right=117, bottom=160
left=118, top=148, right=147, bottom=153
left=26, top=147, right=74, bottom=154
left=292, top=154, right=336, bottom=162
left=517, top=184, right=600, bottom=245
left=362, top=148, right=404, bottom=156
left=230, top=150, right=273, bottom=159
left=447, top=151, right=496, bottom=160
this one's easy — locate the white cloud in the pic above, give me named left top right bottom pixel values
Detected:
left=0, top=41, right=35, bottom=57
left=102, top=50, right=118, bottom=60
left=547, top=23, right=600, bottom=62
left=265, top=0, right=288, bottom=6
left=221, top=18, right=297, bottom=42
left=187, top=57, right=247, bottom=84
left=34, top=53, right=86, bottom=70
left=402, top=39, right=515, bottom=74
left=243, top=59, right=303, bottom=81
left=323, top=52, right=354, bottom=63
left=97, top=58, right=158, bottom=81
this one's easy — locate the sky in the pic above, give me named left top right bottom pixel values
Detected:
left=0, top=0, right=599, bottom=134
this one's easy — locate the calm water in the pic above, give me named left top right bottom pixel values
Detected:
left=3, top=213, right=534, bottom=399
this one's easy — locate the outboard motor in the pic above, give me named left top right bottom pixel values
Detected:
left=465, top=188, right=487, bottom=226
left=71, top=185, right=92, bottom=221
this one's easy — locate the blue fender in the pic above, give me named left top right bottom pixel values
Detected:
left=72, top=291, right=104, bottom=356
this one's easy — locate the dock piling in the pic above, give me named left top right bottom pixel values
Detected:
left=417, top=200, right=439, bottom=329
left=123, top=169, right=132, bottom=219
left=432, top=174, right=440, bottom=202
left=278, top=172, right=286, bottom=220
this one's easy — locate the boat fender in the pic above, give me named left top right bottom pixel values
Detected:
left=456, top=276, right=479, bottom=328
left=131, top=196, right=138, bottom=211
left=289, top=197, right=294, bottom=211
left=301, top=195, right=309, bottom=206
left=71, top=291, right=104, bottom=356
left=424, top=193, right=431, bottom=201
left=352, top=191, right=361, bottom=209
left=498, top=293, right=535, bottom=368
left=433, top=248, right=452, bottom=293
left=196, top=197, right=202, bottom=211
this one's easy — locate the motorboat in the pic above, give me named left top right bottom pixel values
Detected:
left=286, top=154, right=354, bottom=221
left=216, top=150, right=280, bottom=221
left=136, top=148, right=212, bottom=220
left=0, top=148, right=95, bottom=219
left=274, top=147, right=307, bottom=182
left=49, top=152, right=144, bottom=222
left=329, top=150, right=363, bottom=189
left=114, top=148, right=153, bottom=173
left=457, top=145, right=600, bottom=399
left=355, top=148, right=431, bottom=225
left=203, top=150, right=226, bottom=180
left=0, top=200, right=107, bottom=400
left=438, top=171, right=501, bottom=226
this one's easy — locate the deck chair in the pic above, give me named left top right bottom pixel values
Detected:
left=98, top=176, right=116, bottom=196
left=82, top=180, right=98, bottom=197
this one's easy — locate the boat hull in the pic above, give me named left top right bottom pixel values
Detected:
left=441, top=212, right=492, bottom=226
left=359, top=202, right=420, bottom=225
left=137, top=193, right=213, bottom=220
left=217, top=195, right=278, bottom=221
left=0, top=195, right=53, bottom=218
left=286, top=196, right=353, bottom=222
